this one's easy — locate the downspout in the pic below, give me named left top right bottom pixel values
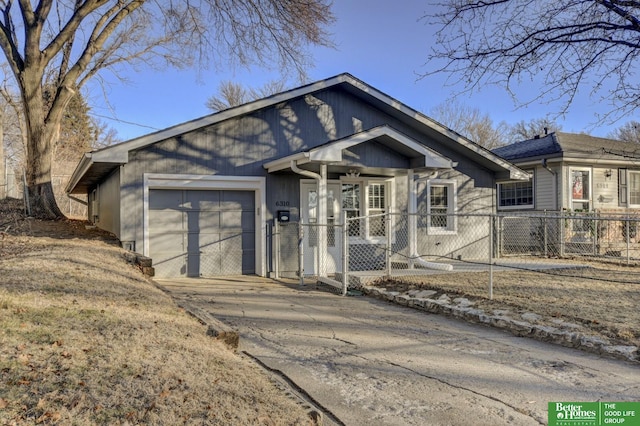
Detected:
left=542, top=159, right=558, bottom=210
left=291, top=160, right=320, bottom=181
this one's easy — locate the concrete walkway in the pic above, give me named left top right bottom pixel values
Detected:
left=158, top=277, right=640, bottom=426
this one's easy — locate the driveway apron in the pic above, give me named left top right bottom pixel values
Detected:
left=158, top=277, right=640, bottom=426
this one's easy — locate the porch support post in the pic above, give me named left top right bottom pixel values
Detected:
left=318, top=163, right=328, bottom=277
left=408, top=169, right=417, bottom=269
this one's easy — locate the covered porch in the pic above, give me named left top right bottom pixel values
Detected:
left=264, top=125, right=457, bottom=292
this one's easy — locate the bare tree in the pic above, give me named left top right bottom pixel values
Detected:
left=206, top=81, right=250, bottom=112
left=425, top=1, right=640, bottom=122
left=91, top=118, right=120, bottom=149
left=0, top=68, right=26, bottom=175
left=609, top=120, right=640, bottom=143
left=206, top=79, right=291, bottom=112
left=505, top=118, right=563, bottom=143
left=0, top=1, right=334, bottom=218
left=429, top=100, right=507, bottom=149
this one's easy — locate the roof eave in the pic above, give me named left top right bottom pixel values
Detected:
left=65, top=153, right=94, bottom=194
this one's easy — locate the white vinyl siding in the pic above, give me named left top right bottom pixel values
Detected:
left=535, top=166, right=556, bottom=210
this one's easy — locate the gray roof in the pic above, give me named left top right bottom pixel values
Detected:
left=493, top=132, right=640, bottom=161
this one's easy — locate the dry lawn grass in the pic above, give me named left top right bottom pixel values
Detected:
left=0, top=199, right=314, bottom=425
left=379, top=262, right=640, bottom=348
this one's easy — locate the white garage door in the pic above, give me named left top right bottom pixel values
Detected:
left=148, top=189, right=256, bottom=278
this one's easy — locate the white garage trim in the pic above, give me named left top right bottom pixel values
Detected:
left=143, top=173, right=267, bottom=277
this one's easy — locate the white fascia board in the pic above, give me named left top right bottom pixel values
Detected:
left=91, top=148, right=129, bottom=163
left=509, top=167, right=532, bottom=180
left=308, top=126, right=457, bottom=167
left=65, top=153, right=93, bottom=193
left=342, top=78, right=522, bottom=175
left=96, top=75, right=352, bottom=159
left=263, top=152, right=310, bottom=173
left=87, top=72, right=519, bottom=177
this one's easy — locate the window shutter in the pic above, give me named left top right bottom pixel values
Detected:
left=619, top=168, right=628, bottom=206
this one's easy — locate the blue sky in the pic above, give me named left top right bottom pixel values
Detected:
left=88, top=0, right=623, bottom=142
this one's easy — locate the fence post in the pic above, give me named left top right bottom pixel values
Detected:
left=496, top=215, right=502, bottom=258
left=22, top=169, right=31, bottom=216
left=627, top=216, right=631, bottom=266
left=489, top=215, right=494, bottom=300
left=385, top=213, right=392, bottom=278
left=298, top=222, right=304, bottom=286
left=273, top=220, right=280, bottom=279
left=543, top=213, right=548, bottom=257
left=592, top=214, right=598, bottom=256
left=342, top=212, right=348, bottom=296
left=559, top=211, right=565, bottom=257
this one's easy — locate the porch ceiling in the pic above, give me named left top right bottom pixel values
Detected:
left=263, top=125, right=456, bottom=174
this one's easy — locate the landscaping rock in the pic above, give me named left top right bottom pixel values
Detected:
left=359, top=284, right=639, bottom=364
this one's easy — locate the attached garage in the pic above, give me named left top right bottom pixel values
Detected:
left=148, top=189, right=255, bottom=278
left=143, top=174, right=266, bottom=279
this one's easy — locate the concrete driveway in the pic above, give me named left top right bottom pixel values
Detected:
left=157, top=277, right=639, bottom=426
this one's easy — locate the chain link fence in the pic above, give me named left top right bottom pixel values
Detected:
left=0, top=170, right=87, bottom=218
left=498, top=211, right=640, bottom=261
left=273, top=211, right=640, bottom=296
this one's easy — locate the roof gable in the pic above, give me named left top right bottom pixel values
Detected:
left=67, top=73, right=527, bottom=193
left=263, top=125, right=456, bottom=173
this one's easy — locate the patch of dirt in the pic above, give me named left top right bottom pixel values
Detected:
left=0, top=197, right=118, bottom=240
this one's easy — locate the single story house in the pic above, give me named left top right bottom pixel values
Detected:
left=492, top=131, right=640, bottom=256
left=66, top=73, right=527, bottom=279
left=492, top=131, right=640, bottom=214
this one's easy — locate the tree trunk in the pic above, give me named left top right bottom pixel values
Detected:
left=22, top=78, right=64, bottom=219
left=24, top=124, right=64, bottom=218
left=0, top=120, right=5, bottom=199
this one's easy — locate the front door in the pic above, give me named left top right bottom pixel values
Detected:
left=301, top=182, right=342, bottom=276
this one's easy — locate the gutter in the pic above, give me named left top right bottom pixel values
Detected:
left=65, top=152, right=94, bottom=194
left=290, top=160, right=320, bottom=180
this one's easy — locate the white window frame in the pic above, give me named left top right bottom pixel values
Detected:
left=497, top=171, right=534, bottom=210
left=620, top=169, right=640, bottom=207
left=569, top=167, right=592, bottom=211
left=340, top=177, right=395, bottom=243
left=426, top=179, right=457, bottom=235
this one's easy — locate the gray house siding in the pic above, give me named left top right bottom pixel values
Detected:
left=416, top=169, right=494, bottom=261
left=93, top=168, right=121, bottom=238
left=535, top=166, right=558, bottom=211
left=119, top=87, right=496, bottom=251
left=64, top=75, right=530, bottom=279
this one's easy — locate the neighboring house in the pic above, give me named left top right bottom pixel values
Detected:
left=493, top=131, right=640, bottom=214
left=66, top=73, right=527, bottom=279
left=493, top=131, right=640, bottom=257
